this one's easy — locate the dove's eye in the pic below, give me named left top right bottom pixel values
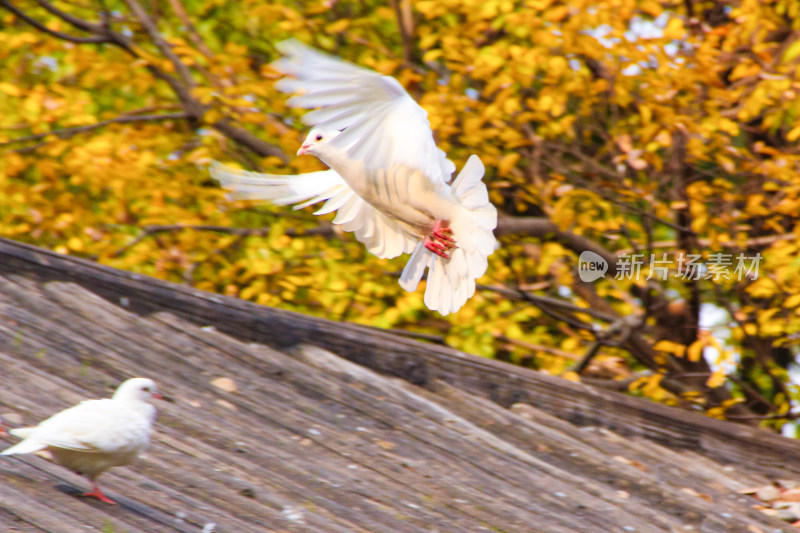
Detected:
left=315, top=134, right=323, bottom=141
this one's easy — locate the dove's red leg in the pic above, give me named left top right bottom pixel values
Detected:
left=82, top=481, right=116, bottom=504
left=424, top=237, right=450, bottom=258
left=432, top=225, right=455, bottom=245
left=424, top=220, right=457, bottom=259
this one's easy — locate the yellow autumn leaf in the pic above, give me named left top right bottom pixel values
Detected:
left=686, top=339, right=705, bottom=362
left=497, top=153, right=520, bottom=176
left=423, top=49, right=443, bottom=63
left=546, top=5, right=569, bottom=21
left=744, top=195, right=770, bottom=216
left=706, top=370, right=726, bottom=388
left=326, top=19, right=349, bottom=33
left=84, top=137, right=113, bottom=155
left=745, top=278, right=776, bottom=299
left=653, top=340, right=686, bottom=357
left=0, top=82, right=21, bottom=97
left=640, top=1, right=662, bottom=17
left=641, top=374, right=664, bottom=397
left=328, top=279, right=348, bottom=291
left=783, top=294, right=800, bottom=308
left=67, top=237, right=85, bottom=252
left=782, top=40, right=800, bottom=63
left=662, top=18, right=686, bottom=40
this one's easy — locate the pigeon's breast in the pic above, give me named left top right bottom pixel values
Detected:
left=50, top=446, right=142, bottom=479
left=344, top=163, right=459, bottom=237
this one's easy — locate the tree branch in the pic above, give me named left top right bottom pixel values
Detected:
left=496, top=335, right=582, bottom=361
left=389, top=0, right=415, bottom=63
left=124, top=0, right=196, bottom=87
left=213, top=118, right=288, bottom=160
left=478, top=283, right=618, bottom=322
left=0, top=112, right=189, bottom=148
left=0, top=0, right=109, bottom=43
left=165, top=0, right=213, bottom=58
left=34, top=0, right=101, bottom=33
left=724, top=412, right=800, bottom=421
left=495, top=215, right=620, bottom=273
left=571, top=314, right=642, bottom=373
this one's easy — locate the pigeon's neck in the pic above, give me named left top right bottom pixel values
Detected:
left=315, top=145, right=350, bottom=174
left=128, top=401, right=157, bottom=423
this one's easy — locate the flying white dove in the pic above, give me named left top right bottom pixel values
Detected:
left=1, top=378, right=161, bottom=504
left=211, top=39, right=498, bottom=315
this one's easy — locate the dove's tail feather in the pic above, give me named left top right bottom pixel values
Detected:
left=2, top=429, right=46, bottom=455
left=399, top=155, right=497, bottom=315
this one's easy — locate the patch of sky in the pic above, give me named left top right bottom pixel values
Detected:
left=34, top=56, right=58, bottom=72
left=625, top=13, right=670, bottom=42
left=585, top=24, right=619, bottom=50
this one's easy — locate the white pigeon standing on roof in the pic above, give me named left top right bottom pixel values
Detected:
left=211, top=39, right=497, bottom=315
left=1, top=377, right=161, bottom=504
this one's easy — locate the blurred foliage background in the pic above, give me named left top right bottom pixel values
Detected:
left=1, top=0, right=799, bottom=430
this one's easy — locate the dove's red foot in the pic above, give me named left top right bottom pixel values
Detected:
left=82, top=482, right=116, bottom=504
left=424, top=221, right=457, bottom=259
left=433, top=226, right=455, bottom=245
left=424, top=238, right=451, bottom=258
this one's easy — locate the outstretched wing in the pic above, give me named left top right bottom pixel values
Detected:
left=272, top=39, right=456, bottom=184
left=210, top=163, right=417, bottom=259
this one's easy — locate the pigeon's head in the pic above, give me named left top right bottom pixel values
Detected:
left=297, top=128, right=340, bottom=157
left=113, top=378, right=163, bottom=403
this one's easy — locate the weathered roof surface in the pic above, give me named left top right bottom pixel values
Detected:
left=0, top=236, right=798, bottom=533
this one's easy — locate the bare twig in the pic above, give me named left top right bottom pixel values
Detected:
left=389, top=0, right=415, bottom=63
left=496, top=335, right=582, bottom=361
left=0, top=0, right=108, bottom=43
left=0, top=112, right=189, bottom=148
left=124, top=0, right=196, bottom=87
left=572, top=342, right=603, bottom=373
left=212, top=118, right=287, bottom=161
left=387, top=328, right=447, bottom=344
left=537, top=139, right=692, bottom=233
left=478, top=283, right=617, bottom=322
left=117, top=104, right=184, bottom=116
left=616, top=232, right=795, bottom=255
left=166, top=0, right=213, bottom=58
left=111, top=223, right=335, bottom=258
left=571, top=314, right=642, bottom=373
left=35, top=0, right=101, bottom=33
left=724, top=412, right=800, bottom=421
left=495, top=215, right=620, bottom=273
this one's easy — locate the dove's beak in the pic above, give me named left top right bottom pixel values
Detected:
left=297, top=144, right=311, bottom=156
